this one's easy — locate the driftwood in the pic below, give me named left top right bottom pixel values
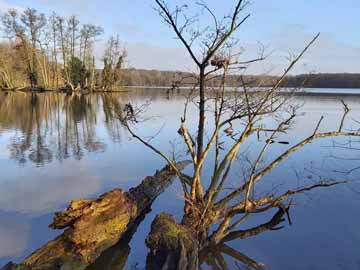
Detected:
left=2, top=161, right=190, bottom=270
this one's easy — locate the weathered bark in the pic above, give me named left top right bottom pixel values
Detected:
left=146, top=214, right=199, bottom=270
left=85, top=206, right=152, bottom=270
left=2, top=161, right=189, bottom=270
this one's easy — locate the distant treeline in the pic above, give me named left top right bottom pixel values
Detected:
left=282, top=73, right=360, bottom=89
left=121, top=69, right=360, bottom=89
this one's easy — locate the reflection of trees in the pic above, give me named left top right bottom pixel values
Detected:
left=0, top=92, right=126, bottom=166
left=0, top=89, right=189, bottom=166
left=61, top=94, right=102, bottom=160
left=101, top=93, right=125, bottom=143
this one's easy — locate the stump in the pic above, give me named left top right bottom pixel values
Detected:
left=146, top=214, right=199, bottom=270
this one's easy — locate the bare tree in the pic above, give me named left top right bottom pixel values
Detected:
left=101, top=35, right=127, bottom=90
left=49, top=12, right=59, bottom=88
left=67, top=15, right=80, bottom=59
left=55, top=15, right=70, bottom=85
left=80, top=24, right=103, bottom=66
left=120, top=1, right=360, bottom=268
left=20, top=8, right=46, bottom=87
left=1, top=9, right=43, bottom=88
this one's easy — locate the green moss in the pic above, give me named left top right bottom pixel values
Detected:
left=146, top=213, right=194, bottom=251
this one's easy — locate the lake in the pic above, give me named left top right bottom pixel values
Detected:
left=0, top=89, right=359, bottom=270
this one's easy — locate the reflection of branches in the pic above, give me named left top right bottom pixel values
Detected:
left=201, top=243, right=265, bottom=270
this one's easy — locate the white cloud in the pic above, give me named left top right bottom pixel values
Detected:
left=125, top=43, right=195, bottom=72
left=93, top=41, right=196, bottom=71
left=259, top=25, right=360, bottom=75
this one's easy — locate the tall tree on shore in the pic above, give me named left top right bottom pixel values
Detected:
left=1, top=9, right=39, bottom=87
left=67, top=15, right=80, bottom=60
left=101, top=35, right=127, bottom=90
left=80, top=24, right=103, bottom=66
left=49, top=12, right=59, bottom=88
left=20, top=8, right=46, bottom=87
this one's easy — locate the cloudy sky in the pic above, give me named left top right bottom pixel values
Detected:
left=1, top=0, right=359, bottom=74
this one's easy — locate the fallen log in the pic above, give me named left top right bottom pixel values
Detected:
left=2, top=161, right=190, bottom=270
left=85, top=206, right=151, bottom=270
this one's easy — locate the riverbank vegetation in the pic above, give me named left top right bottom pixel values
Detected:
left=0, top=8, right=126, bottom=91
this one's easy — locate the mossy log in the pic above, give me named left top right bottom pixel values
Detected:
left=2, top=161, right=190, bottom=270
left=146, top=214, right=199, bottom=270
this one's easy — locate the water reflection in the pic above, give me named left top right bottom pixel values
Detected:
left=0, top=90, right=360, bottom=269
left=201, top=245, right=264, bottom=270
left=0, top=89, right=191, bottom=166
left=0, top=161, right=101, bottom=214
left=0, top=217, right=29, bottom=259
left=0, top=93, right=115, bottom=166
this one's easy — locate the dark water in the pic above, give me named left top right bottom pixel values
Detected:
left=0, top=89, right=359, bottom=269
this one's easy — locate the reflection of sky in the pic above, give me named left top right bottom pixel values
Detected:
left=0, top=216, right=29, bottom=258
left=0, top=160, right=101, bottom=215
left=0, top=132, right=11, bottom=158
left=0, top=91, right=360, bottom=268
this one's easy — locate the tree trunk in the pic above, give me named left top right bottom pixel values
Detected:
left=197, top=66, right=205, bottom=161
left=146, top=214, right=199, bottom=270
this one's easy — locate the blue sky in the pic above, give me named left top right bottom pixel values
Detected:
left=1, top=0, right=359, bottom=74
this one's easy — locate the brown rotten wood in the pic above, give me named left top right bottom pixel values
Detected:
left=2, top=161, right=190, bottom=270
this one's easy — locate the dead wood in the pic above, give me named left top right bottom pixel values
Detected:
left=146, top=214, right=199, bottom=270
left=2, top=161, right=190, bottom=270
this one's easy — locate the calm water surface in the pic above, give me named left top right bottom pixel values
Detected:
left=0, top=89, right=359, bottom=269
